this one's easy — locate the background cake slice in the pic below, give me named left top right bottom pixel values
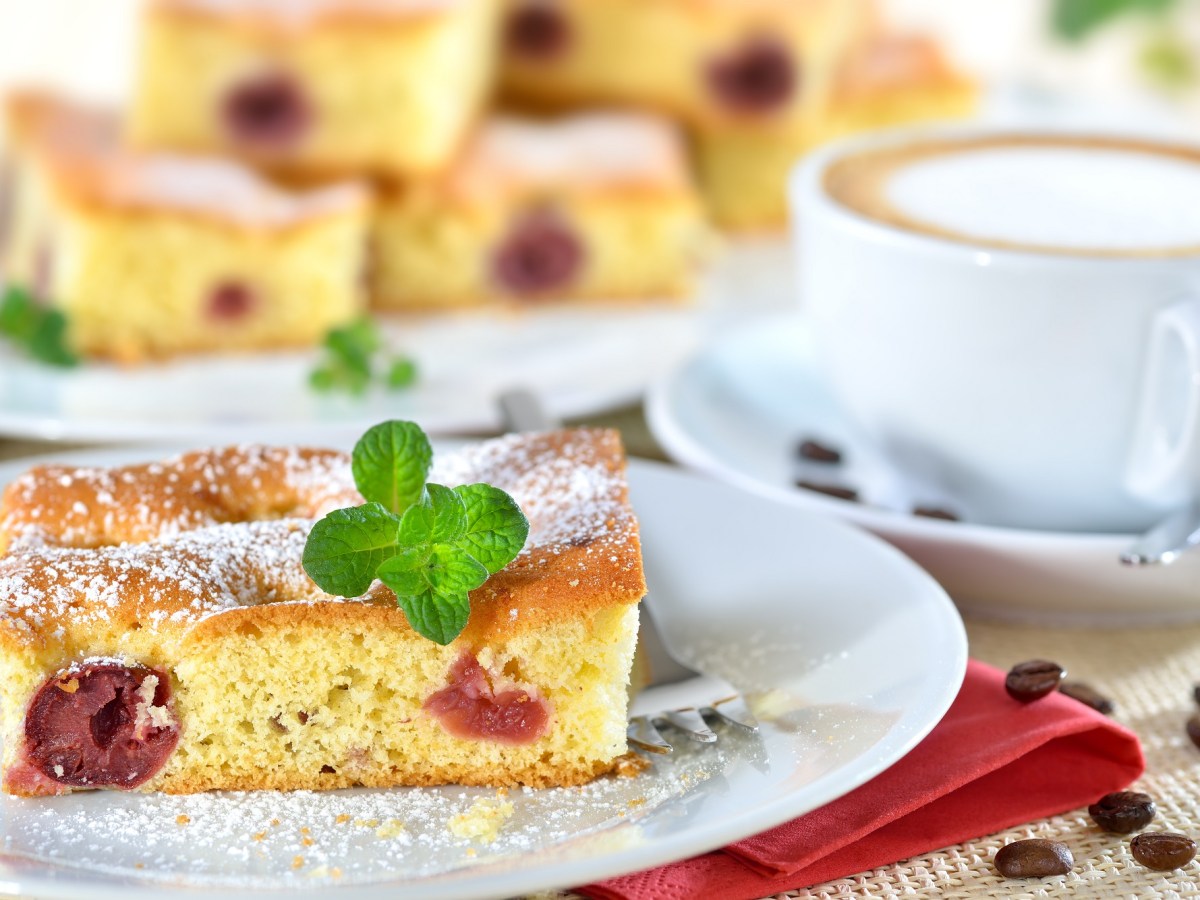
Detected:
left=499, top=0, right=873, bottom=130
left=695, top=33, right=975, bottom=232
left=371, top=112, right=708, bottom=309
left=129, top=0, right=499, bottom=179
left=2, top=92, right=369, bottom=363
left=0, top=429, right=645, bottom=795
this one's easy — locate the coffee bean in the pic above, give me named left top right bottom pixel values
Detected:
left=1005, top=660, right=1066, bottom=702
left=797, top=438, right=843, bottom=464
left=1131, top=832, right=1197, bottom=871
left=795, top=480, right=858, bottom=502
left=1192, top=683, right=1200, bottom=707
left=994, top=839, right=1073, bottom=878
left=1059, top=681, right=1115, bottom=715
left=912, top=506, right=960, bottom=521
left=1186, top=713, right=1200, bottom=750
left=1088, top=791, right=1156, bottom=834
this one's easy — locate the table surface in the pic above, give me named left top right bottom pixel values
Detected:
left=3, top=412, right=1199, bottom=899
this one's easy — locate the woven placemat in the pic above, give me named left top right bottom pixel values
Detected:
left=561, top=618, right=1200, bottom=899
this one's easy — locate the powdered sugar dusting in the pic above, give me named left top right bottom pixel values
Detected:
left=0, top=733, right=747, bottom=888
left=450, top=114, right=689, bottom=201
left=432, top=429, right=634, bottom=558
left=0, top=430, right=637, bottom=642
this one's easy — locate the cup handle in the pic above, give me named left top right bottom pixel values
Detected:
left=1127, top=295, right=1200, bottom=503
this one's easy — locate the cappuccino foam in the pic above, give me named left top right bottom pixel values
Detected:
left=824, top=135, right=1200, bottom=257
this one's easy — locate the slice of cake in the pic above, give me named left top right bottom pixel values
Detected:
left=0, top=430, right=645, bottom=795
left=371, top=112, right=708, bottom=309
left=2, top=92, right=369, bottom=363
left=499, top=0, right=872, bottom=131
left=695, top=33, right=975, bottom=231
left=129, top=0, right=499, bottom=179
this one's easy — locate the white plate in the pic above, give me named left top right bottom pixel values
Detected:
left=0, top=443, right=965, bottom=899
left=648, top=316, right=1200, bottom=625
left=0, top=242, right=794, bottom=444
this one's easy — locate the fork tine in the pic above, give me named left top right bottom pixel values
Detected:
left=708, top=695, right=760, bottom=732
left=627, top=716, right=673, bottom=754
left=663, top=707, right=718, bottom=743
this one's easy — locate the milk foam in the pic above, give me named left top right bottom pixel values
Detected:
left=887, top=145, right=1200, bottom=251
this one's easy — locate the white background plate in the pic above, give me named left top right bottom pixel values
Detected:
left=648, top=316, right=1200, bottom=625
left=0, top=443, right=965, bottom=898
left=0, top=243, right=793, bottom=444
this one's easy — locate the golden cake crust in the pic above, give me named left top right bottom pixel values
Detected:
left=5, top=92, right=368, bottom=230
left=0, top=430, right=645, bottom=652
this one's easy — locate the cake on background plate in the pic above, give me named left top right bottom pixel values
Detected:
left=0, top=430, right=645, bottom=795
left=371, top=112, right=709, bottom=309
left=695, top=33, right=976, bottom=232
left=2, top=91, right=369, bottom=363
left=129, top=0, right=499, bottom=180
left=499, top=0, right=874, bottom=131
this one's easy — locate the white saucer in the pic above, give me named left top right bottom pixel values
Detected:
left=0, top=444, right=964, bottom=899
left=648, top=315, right=1200, bottom=625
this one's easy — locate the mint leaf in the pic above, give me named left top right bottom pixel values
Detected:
left=302, top=502, right=402, bottom=597
left=0, top=286, right=38, bottom=339
left=352, top=421, right=432, bottom=514
left=427, top=544, right=490, bottom=596
left=392, top=588, right=471, bottom=646
left=29, top=310, right=79, bottom=368
left=301, top=419, right=531, bottom=646
left=0, top=285, right=78, bottom=368
left=425, top=484, right=468, bottom=544
left=1051, top=0, right=1174, bottom=41
left=455, top=483, right=530, bottom=573
left=380, top=544, right=487, bottom=644
left=307, top=317, right=419, bottom=395
left=387, top=357, right=418, bottom=390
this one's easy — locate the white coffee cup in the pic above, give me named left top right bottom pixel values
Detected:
left=791, top=126, right=1200, bottom=532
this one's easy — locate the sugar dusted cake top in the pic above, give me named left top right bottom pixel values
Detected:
left=837, top=34, right=968, bottom=101
left=5, top=92, right=367, bottom=228
left=444, top=113, right=692, bottom=201
left=0, top=430, right=645, bottom=654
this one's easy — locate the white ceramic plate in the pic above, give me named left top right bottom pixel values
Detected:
left=0, top=241, right=794, bottom=444
left=0, top=443, right=965, bottom=899
left=648, top=316, right=1200, bottom=625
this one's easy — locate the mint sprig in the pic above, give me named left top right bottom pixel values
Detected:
left=309, top=316, right=417, bottom=395
left=0, top=285, right=79, bottom=368
left=302, top=420, right=530, bottom=645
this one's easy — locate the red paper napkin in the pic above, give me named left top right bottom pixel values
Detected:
left=579, top=659, right=1144, bottom=900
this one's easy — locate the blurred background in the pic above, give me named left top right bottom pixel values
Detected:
left=7, top=0, right=1200, bottom=124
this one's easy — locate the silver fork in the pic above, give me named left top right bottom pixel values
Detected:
left=496, top=388, right=759, bottom=753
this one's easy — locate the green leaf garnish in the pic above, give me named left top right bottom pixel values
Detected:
left=455, top=483, right=531, bottom=574
left=304, top=420, right=530, bottom=644
left=352, top=420, right=432, bottom=514
left=1051, top=0, right=1175, bottom=41
left=301, top=502, right=402, bottom=597
left=308, top=315, right=418, bottom=394
left=0, top=285, right=79, bottom=368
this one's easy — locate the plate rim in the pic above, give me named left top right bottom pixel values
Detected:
left=0, top=445, right=967, bottom=899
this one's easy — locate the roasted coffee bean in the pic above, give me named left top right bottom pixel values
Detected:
left=1005, top=660, right=1066, bottom=702
left=1088, top=791, right=1156, bottom=834
left=795, top=480, right=858, bottom=502
left=797, top=438, right=842, bottom=464
left=912, top=506, right=960, bottom=521
left=1131, top=832, right=1197, bottom=871
left=993, top=839, right=1073, bottom=878
left=1188, top=713, right=1200, bottom=750
left=1059, top=681, right=1115, bottom=715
